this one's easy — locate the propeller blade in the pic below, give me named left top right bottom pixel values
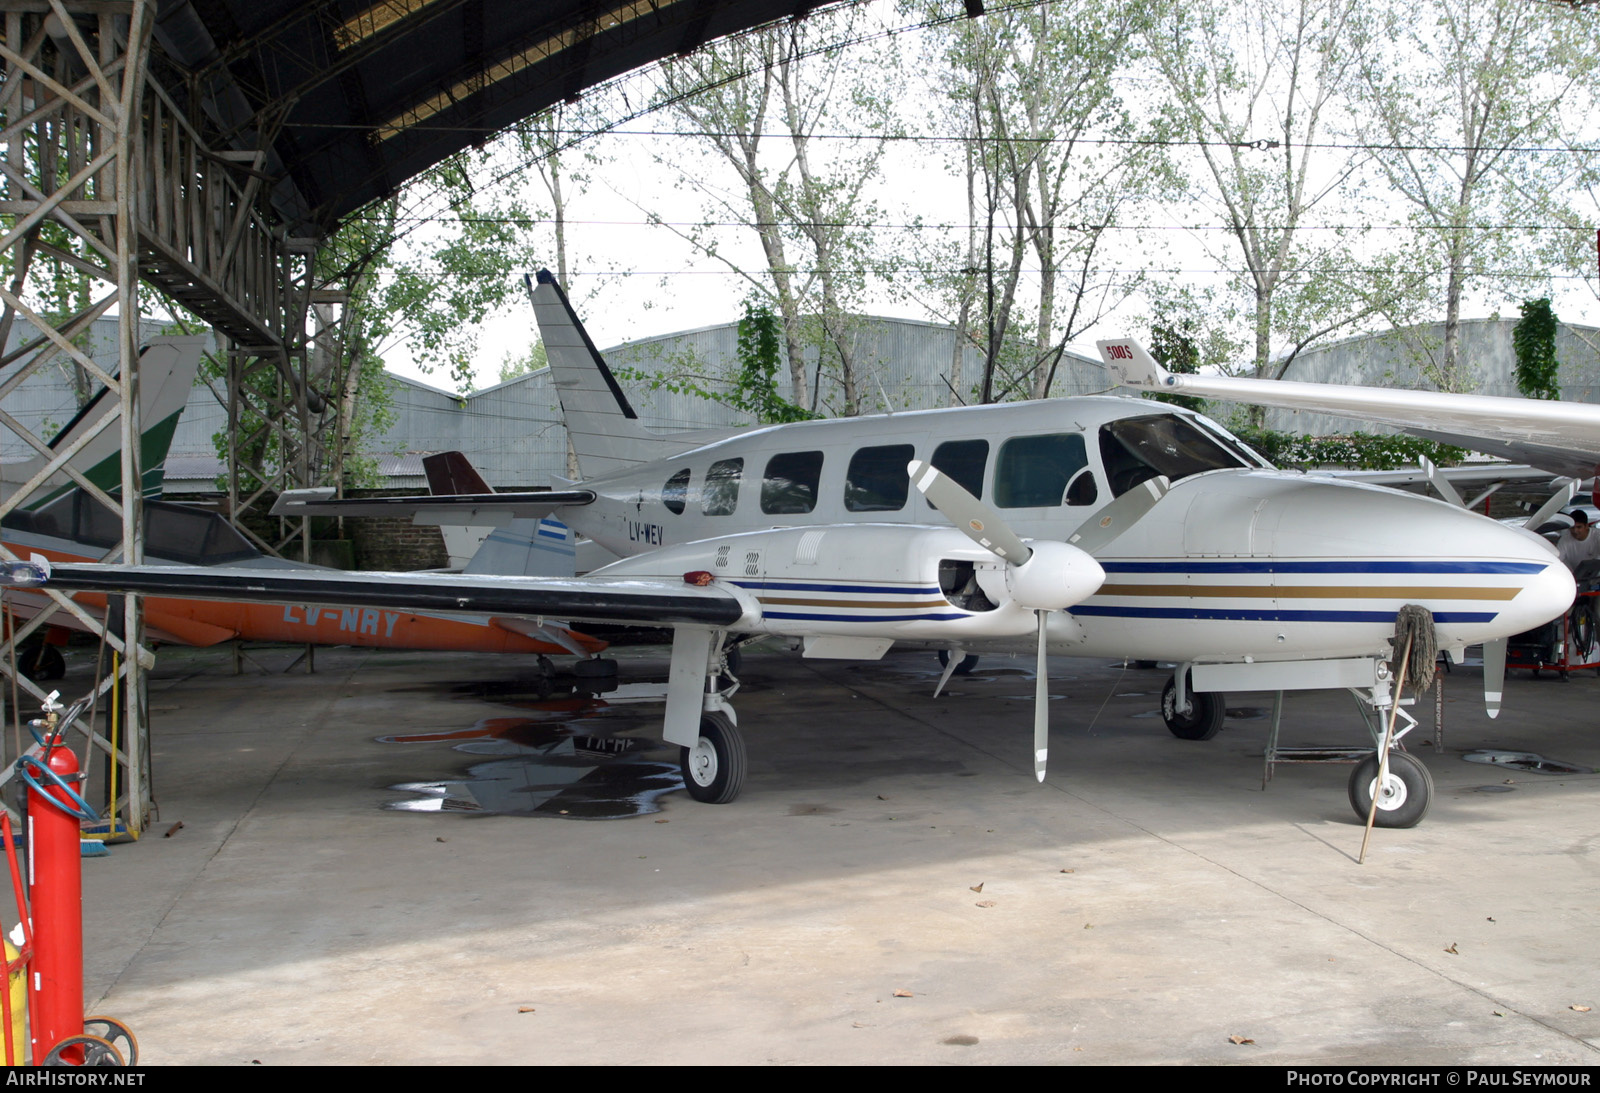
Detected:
left=908, top=460, right=1032, bottom=564
left=1066, top=475, right=1171, bottom=555
left=1034, top=611, right=1049, bottom=782
left=1482, top=637, right=1506, bottom=720
left=1522, top=479, right=1578, bottom=534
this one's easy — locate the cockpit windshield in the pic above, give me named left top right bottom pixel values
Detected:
left=1098, top=413, right=1252, bottom=496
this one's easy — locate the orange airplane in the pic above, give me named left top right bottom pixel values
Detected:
left=1, top=488, right=607, bottom=677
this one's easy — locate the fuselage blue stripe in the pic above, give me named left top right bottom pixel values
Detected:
left=732, top=580, right=942, bottom=595
left=1101, top=560, right=1545, bottom=575
left=1070, top=605, right=1499, bottom=623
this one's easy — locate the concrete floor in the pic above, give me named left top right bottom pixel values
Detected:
left=49, top=641, right=1600, bottom=1065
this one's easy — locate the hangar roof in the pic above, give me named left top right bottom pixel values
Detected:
left=152, top=0, right=843, bottom=234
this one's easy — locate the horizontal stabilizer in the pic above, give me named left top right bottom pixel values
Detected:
left=271, top=487, right=594, bottom=525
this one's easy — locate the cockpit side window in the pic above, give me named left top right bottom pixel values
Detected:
left=1099, top=413, right=1249, bottom=496
left=995, top=433, right=1096, bottom=509
left=928, top=439, right=988, bottom=511
left=662, top=468, right=690, bottom=515
left=702, top=458, right=743, bottom=516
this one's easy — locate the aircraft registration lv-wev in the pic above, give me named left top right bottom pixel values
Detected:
left=1, top=274, right=1574, bottom=825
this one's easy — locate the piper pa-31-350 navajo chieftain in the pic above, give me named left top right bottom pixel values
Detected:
left=1, top=273, right=1574, bottom=826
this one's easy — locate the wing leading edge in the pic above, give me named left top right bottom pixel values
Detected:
left=9, top=562, right=747, bottom=628
left=1096, top=339, right=1600, bottom=479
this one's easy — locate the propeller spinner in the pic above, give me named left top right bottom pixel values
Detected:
left=909, top=460, right=1163, bottom=782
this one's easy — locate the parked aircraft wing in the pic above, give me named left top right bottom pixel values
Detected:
left=270, top=487, right=595, bottom=526
left=2, top=560, right=747, bottom=628
left=1096, top=338, right=1600, bottom=479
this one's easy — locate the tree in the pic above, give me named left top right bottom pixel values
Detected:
left=647, top=8, right=899, bottom=415
left=932, top=0, right=1166, bottom=403
left=1350, top=0, right=1596, bottom=390
left=1146, top=0, right=1406, bottom=393
left=1512, top=297, right=1561, bottom=401
left=1145, top=321, right=1207, bottom=413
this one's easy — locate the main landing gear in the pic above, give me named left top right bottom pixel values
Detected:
left=1347, top=750, right=1433, bottom=829
left=671, top=632, right=750, bottom=804
left=1161, top=671, right=1224, bottom=740
left=680, top=710, right=747, bottom=803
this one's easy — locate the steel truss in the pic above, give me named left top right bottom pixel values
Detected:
left=0, top=0, right=333, bottom=834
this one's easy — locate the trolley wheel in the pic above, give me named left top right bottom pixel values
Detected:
left=1347, top=751, right=1434, bottom=829
left=82, top=1017, right=138, bottom=1065
left=41, top=1033, right=125, bottom=1066
left=18, top=643, right=65, bottom=681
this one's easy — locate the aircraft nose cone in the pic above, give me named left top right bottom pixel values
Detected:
left=1268, top=480, right=1572, bottom=643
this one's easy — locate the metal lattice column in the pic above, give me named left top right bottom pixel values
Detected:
left=0, top=0, right=156, bottom=831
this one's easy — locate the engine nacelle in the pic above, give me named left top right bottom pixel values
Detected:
left=589, top=524, right=1103, bottom=642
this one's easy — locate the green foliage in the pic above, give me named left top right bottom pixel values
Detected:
left=613, top=300, right=817, bottom=425
left=1512, top=297, right=1561, bottom=401
left=498, top=340, right=548, bottom=385
left=731, top=301, right=816, bottom=423
left=1235, top=428, right=1466, bottom=471
left=1143, top=321, right=1206, bottom=413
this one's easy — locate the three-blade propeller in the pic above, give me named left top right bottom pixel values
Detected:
left=908, top=460, right=1168, bottom=782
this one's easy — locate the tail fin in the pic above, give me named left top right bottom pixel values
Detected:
left=526, top=270, right=670, bottom=480
left=5, top=334, right=207, bottom=506
left=463, top=517, right=577, bottom=578
left=423, top=451, right=494, bottom=495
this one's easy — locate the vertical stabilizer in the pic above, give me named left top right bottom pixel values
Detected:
left=4, top=334, right=207, bottom=505
left=526, top=270, right=670, bottom=479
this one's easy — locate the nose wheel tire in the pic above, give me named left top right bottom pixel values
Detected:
left=1347, top=751, right=1433, bottom=828
left=936, top=650, right=979, bottom=675
left=1161, top=675, right=1224, bottom=740
left=679, top=711, right=746, bottom=804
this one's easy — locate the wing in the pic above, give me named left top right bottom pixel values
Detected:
left=4, top=561, right=747, bottom=628
left=1097, top=339, right=1600, bottom=478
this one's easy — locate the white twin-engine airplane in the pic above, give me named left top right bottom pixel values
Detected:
left=0, top=273, right=1574, bottom=826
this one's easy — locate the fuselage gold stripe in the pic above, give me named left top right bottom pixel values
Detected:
left=756, top=596, right=952, bottom=610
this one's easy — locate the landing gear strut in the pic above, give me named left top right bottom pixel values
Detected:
left=668, top=630, right=749, bottom=803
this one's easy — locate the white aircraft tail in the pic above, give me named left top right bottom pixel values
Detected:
left=526, top=270, right=674, bottom=479
left=3, top=334, right=208, bottom=505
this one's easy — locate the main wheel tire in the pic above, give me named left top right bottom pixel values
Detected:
left=679, top=711, right=746, bottom=804
left=937, top=650, right=980, bottom=675
left=1161, top=674, right=1224, bottom=740
left=18, top=643, right=65, bottom=681
left=1347, top=750, right=1433, bottom=828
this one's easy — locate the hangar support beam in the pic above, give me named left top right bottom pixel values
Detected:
left=0, top=0, right=327, bottom=834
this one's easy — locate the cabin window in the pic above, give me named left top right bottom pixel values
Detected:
left=662, top=468, right=690, bottom=515
left=761, top=450, right=824, bottom=515
left=702, top=458, right=743, bottom=516
left=995, top=433, right=1096, bottom=509
left=927, top=439, right=988, bottom=510
left=1099, top=414, right=1248, bottom=496
left=845, top=444, right=914, bottom=512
